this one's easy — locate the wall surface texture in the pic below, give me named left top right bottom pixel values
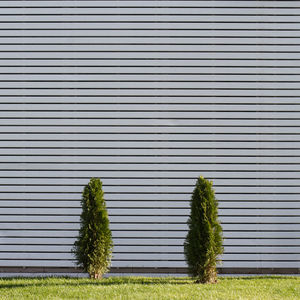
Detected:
left=0, top=0, right=299, bottom=273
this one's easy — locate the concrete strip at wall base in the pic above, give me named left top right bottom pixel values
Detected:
left=0, top=267, right=299, bottom=275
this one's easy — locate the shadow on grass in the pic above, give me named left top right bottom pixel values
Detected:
left=0, top=275, right=297, bottom=290
left=227, top=276, right=299, bottom=281
left=0, top=277, right=192, bottom=289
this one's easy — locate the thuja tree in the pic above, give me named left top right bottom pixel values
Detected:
left=184, top=176, right=223, bottom=283
left=73, top=178, right=113, bottom=279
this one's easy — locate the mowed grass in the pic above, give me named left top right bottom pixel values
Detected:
left=0, top=276, right=299, bottom=300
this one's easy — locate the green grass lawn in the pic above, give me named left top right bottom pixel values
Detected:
left=0, top=276, right=299, bottom=300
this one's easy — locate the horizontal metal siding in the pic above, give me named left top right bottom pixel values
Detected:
left=0, top=0, right=299, bottom=271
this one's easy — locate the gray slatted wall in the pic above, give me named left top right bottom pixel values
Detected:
left=0, top=0, right=299, bottom=272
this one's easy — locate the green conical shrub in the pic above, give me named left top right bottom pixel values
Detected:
left=184, top=176, right=223, bottom=283
left=73, top=178, right=113, bottom=279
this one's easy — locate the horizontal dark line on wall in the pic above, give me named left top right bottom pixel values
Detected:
left=0, top=258, right=75, bottom=261
left=1, top=118, right=299, bottom=121
left=2, top=6, right=300, bottom=9
left=1, top=100, right=299, bottom=104
left=0, top=118, right=298, bottom=121
left=0, top=115, right=300, bottom=119
left=0, top=0, right=295, bottom=1
left=1, top=73, right=300, bottom=76
left=3, top=65, right=300, bottom=69
left=0, top=172, right=300, bottom=178
left=0, top=209, right=300, bottom=213
left=2, top=161, right=300, bottom=165
left=1, top=221, right=300, bottom=226
left=1, top=131, right=300, bottom=134
left=3, top=13, right=300, bottom=16
left=2, top=108, right=300, bottom=112
left=1, top=117, right=299, bottom=120
left=4, top=58, right=300, bottom=61
left=1, top=139, right=300, bottom=142
left=3, top=80, right=300, bottom=83
left=1, top=124, right=300, bottom=127
left=1, top=48, right=300, bottom=54
left=1, top=228, right=299, bottom=233
left=1, top=243, right=300, bottom=248
left=2, top=147, right=300, bottom=151
left=0, top=95, right=299, bottom=98
left=0, top=51, right=300, bottom=54
left=0, top=229, right=78, bottom=232
left=1, top=101, right=300, bottom=105
left=0, top=32, right=300, bottom=36
left=0, top=259, right=299, bottom=263
left=0, top=192, right=299, bottom=196
left=0, top=127, right=299, bottom=131
left=0, top=251, right=298, bottom=256
left=1, top=214, right=300, bottom=218
left=0, top=209, right=297, bottom=214
left=1, top=154, right=300, bottom=158
left=3, top=87, right=300, bottom=91
left=1, top=242, right=299, bottom=247
left=0, top=223, right=79, bottom=226
left=112, top=259, right=300, bottom=262
left=1, top=184, right=300, bottom=188
left=5, top=29, right=300, bottom=32
left=0, top=0, right=298, bottom=1
left=1, top=146, right=300, bottom=150
left=0, top=0, right=285, bottom=1
left=3, top=21, right=300, bottom=24
left=0, top=236, right=300, bottom=240
left=1, top=252, right=297, bottom=257
left=0, top=200, right=299, bottom=204
left=1, top=0, right=300, bottom=2
left=5, top=183, right=299, bottom=190
left=2, top=169, right=300, bottom=173
left=2, top=43, right=300, bottom=46
left=0, top=199, right=298, bottom=203
left=4, top=51, right=300, bottom=54
left=2, top=35, right=300, bottom=38
left=4, top=79, right=300, bottom=82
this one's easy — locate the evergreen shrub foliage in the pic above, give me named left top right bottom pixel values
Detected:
left=184, top=176, right=223, bottom=283
left=73, top=178, right=113, bottom=279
